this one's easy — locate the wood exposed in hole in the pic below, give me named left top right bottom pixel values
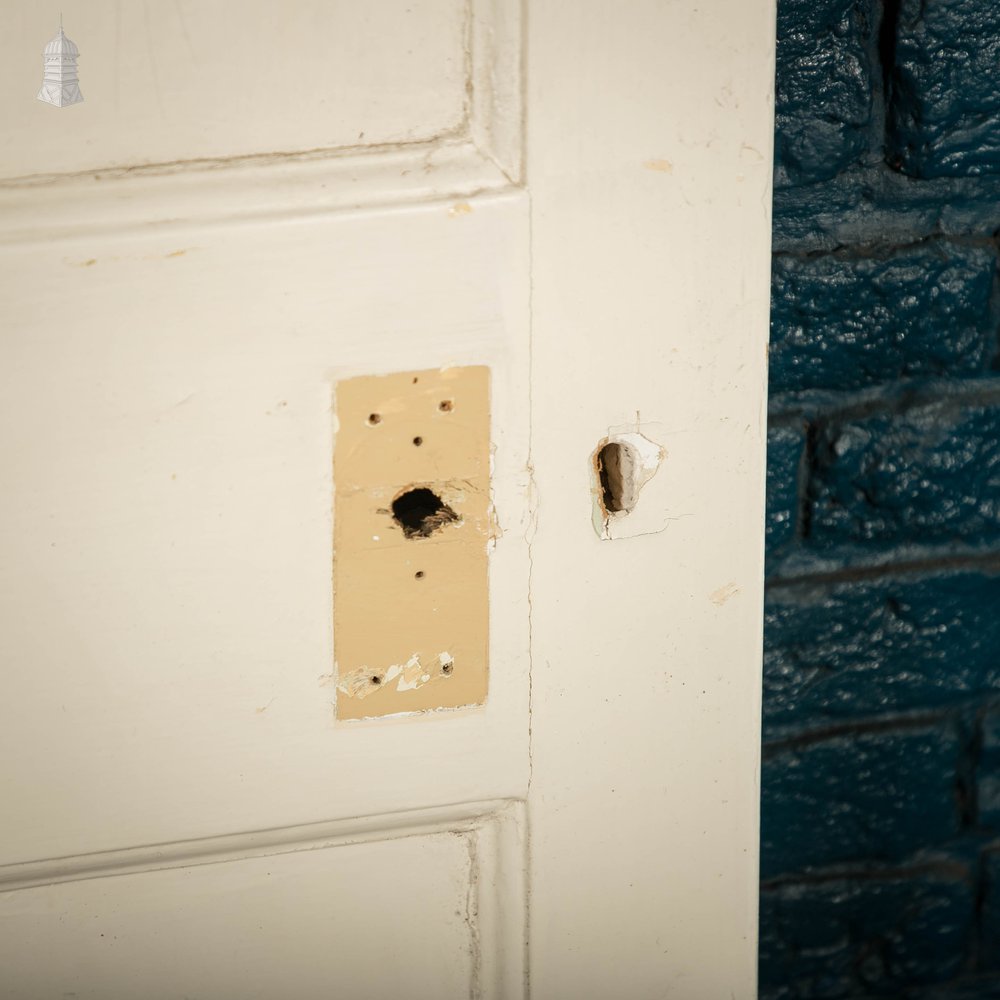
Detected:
left=597, top=441, right=634, bottom=513
left=391, top=487, right=459, bottom=539
left=591, top=429, right=666, bottom=539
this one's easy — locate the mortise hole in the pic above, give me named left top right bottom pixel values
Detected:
left=414, top=570, right=425, bottom=579
left=442, top=661, right=454, bottom=675
left=391, top=487, right=459, bottom=539
left=597, top=441, right=638, bottom=514
left=370, top=675, right=382, bottom=685
left=413, top=436, right=423, bottom=446
left=439, top=400, right=453, bottom=412
left=367, top=413, right=381, bottom=426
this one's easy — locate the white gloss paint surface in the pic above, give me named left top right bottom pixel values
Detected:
left=0, top=1, right=773, bottom=996
left=527, top=2, right=774, bottom=997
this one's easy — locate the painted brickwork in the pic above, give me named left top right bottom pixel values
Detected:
left=762, top=0, right=1000, bottom=995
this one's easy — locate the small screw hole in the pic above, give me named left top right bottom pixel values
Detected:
left=412, top=377, right=419, bottom=384
left=439, top=400, right=453, bottom=412
left=442, top=661, right=454, bottom=675
left=367, top=413, right=381, bottom=426
left=413, top=436, right=423, bottom=446
left=414, top=571, right=425, bottom=579
left=370, top=675, right=382, bottom=685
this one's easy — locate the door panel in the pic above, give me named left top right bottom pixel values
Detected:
left=0, top=196, right=530, bottom=866
left=0, top=833, right=476, bottom=1000
left=1, top=0, right=469, bottom=179
left=1, top=8, right=532, bottom=995
left=0, top=802, right=525, bottom=1000
left=0, top=1, right=774, bottom=996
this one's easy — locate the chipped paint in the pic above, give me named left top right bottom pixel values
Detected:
left=591, top=428, right=666, bottom=540
left=335, top=650, right=456, bottom=702
left=333, top=366, right=491, bottom=721
left=709, top=582, right=740, bottom=606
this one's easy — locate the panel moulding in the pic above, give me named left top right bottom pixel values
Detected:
left=0, top=800, right=527, bottom=1000
left=0, top=0, right=523, bottom=245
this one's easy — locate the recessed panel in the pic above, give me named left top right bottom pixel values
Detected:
left=0, top=188, right=530, bottom=865
left=0, top=833, right=475, bottom=1000
left=0, top=0, right=468, bottom=179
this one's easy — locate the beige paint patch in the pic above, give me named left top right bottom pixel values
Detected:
left=449, top=202, right=473, bottom=216
left=709, top=582, right=740, bottom=606
left=333, top=366, right=490, bottom=720
left=643, top=158, right=673, bottom=173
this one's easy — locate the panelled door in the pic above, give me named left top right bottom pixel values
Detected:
left=0, top=2, right=775, bottom=997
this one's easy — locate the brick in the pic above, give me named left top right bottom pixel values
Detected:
left=807, top=400, right=1000, bottom=551
left=763, top=572, right=1000, bottom=737
left=760, top=723, right=965, bottom=878
left=983, top=849, right=1000, bottom=971
left=901, top=977, right=1000, bottom=1000
left=767, top=423, right=805, bottom=562
left=772, top=170, right=1000, bottom=253
left=887, top=0, right=1000, bottom=178
left=979, top=713, right=1000, bottom=828
left=773, top=0, right=878, bottom=187
left=769, top=244, right=998, bottom=394
left=759, top=867, right=974, bottom=999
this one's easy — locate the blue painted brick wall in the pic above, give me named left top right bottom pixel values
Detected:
left=807, top=399, right=1000, bottom=551
left=774, top=0, right=879, bottom=187
left=761, top=723, right=968, bottom=876
left=979, top=712, right=1000, bottom=828
left=769, top=244, right=1000, bottom=394
left=764, top=573, right=1000, bottom=734
left=983, top=850, right=1000, bottom=970
left=888, top=0, right=1000, bottom=178
left=767, top=423, right=805, bottom=558
left=759, top=866, right=975, bottom=998
left=763, top=0, right=1000, bottom=995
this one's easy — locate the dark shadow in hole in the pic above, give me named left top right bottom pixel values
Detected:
left=597, top=442, right=632, bottom=513
left=391, top=487, right=459, bottom=539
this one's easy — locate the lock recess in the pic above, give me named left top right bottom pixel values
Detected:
left=333, top=366, right=491, bottom=720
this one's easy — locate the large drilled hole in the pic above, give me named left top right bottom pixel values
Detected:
left=391, top=487, right=459, bottom=539
left=597, top=441, right=638, bottom=514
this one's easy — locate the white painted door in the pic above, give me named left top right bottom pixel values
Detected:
left=0, top=3, right=774, bottom=998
